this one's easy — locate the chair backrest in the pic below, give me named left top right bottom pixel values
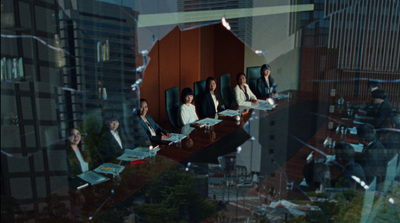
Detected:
left=193, top=80, right=206, bottom=107
left=220, top=73, right=234, bottom=109
left=246, top=66, right=261, bottom=95
left=165, top=86, right=181, bottom=130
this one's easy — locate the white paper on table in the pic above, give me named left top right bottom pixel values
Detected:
left=163, top=133, right=187, bottom=142
left=348, top=127, right=357, bottom=134
left=218, top=109, right=239, bottom=117
left=349, top=143, right=364, bottom=153
left=196, top=118, right=222, bottom=126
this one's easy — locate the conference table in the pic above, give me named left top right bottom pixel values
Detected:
left=69, top=90, right=372, bottom=221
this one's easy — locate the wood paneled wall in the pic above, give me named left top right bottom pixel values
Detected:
left=141, top=24, right=245, bottom=129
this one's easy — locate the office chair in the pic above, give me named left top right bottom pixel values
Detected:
left=246, top=66, right=261, bottom=95
left=165, top=86, right=181, bottom=130
left=193, top=80, right=206, bottom=107
left=220, top=73, right=234, bottom=109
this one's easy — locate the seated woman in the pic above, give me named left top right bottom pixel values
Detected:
left=67, top=128, right=91, bottom=177
left=233, top=72, right=259, bottom=107
left=199, top=76, right=224, bottom=118
left=100, top=116, right=126, bottom=162
left=256, top=64, right=278, bottom=98
left=138, top=98, right=172, bottom=142
left=179, top=87, right=199, bottom=125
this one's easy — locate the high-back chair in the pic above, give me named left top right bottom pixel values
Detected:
left=193, top=80, right=206, bottom=107
left=165, top=86, right=181, bottom=130
left=246, top=66, right=261, bottom=95
left=220, top=73, right=234, bottom=109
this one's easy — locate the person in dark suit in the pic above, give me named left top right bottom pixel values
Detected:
left=367, top=89, right=392, bottom=129
left=67, top=128, right=91, bottom=178
left=100, top=116, right=127, bottom=162
left=356, top=123, right=387, bottom=184
left=332, top=142, right=366, bottom=189
left=199, top=76, right=224, bottom=119
left=379, top=113, right=400, bottom=160
left=138, top=98, right=172, bottom=143
left=255, top=64, right=278, bottom=98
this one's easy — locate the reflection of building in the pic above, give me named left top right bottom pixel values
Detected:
left=58, top=0, right=143, bottom=144
left=300, top=0, right=400, bottom=106
left=1, top=0, right=69, bottom=218
left=1, top=0, right=140, bottom=220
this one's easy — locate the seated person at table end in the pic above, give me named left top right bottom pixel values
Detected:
left=67, top=128, right=91, bottom=178
left=256, top=64, right=278, bottom=98
left=138, top=98, right=172, bottom=143
left=199, top=76, right=224, bottom=119
left=179, top=87, right=199, bottom=126
left=233, top=72, right=259, bottom=107
left=100, top=116, right=126, bottom=162
left=332, top=142, right=366, bottom=189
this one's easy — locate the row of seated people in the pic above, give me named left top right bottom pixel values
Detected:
left=64, top=64, right=276, bottom=179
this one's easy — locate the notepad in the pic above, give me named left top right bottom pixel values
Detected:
left=77, top=171, right=109, bottom=185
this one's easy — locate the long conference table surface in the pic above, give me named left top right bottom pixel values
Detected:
left=62, top=90, right=393, bottom=221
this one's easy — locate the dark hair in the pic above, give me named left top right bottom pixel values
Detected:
left=205, top=76, right=217, bottom=91
left=367, top=79, right=381, bottom=89
left=335, top=142, right=355, bottom=164
left=140, top=98, right=147, bottom=104
left=357, top=123, right=376, bottom=142
left=236, top=72, right=246, bottom=82
left=105, top=116, right=119, bottom=124
left=371, top=89, right=387, bottom=99
left=260, top=64, right=271, bottom=77
left=181, top=88, right=194, bottom=104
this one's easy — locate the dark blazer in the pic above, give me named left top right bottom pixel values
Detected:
left=368, top=99, right=392, bottom=129
left=66, top=146, right=91, bottom=178
left=256, top=77, right=277, bottom=98
left=356, top=141, right=387, bottom=183
left=100, top=130, right=126, bottom=162
left=333, top=162, right=366, bottom=189
left=199, top=92, right=224, bottom=119
left=138, top=114, right=169, bottom=142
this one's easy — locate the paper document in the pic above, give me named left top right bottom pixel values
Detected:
left=196, top=118, right=222, bottom=126
left=164, top=133, right=187, bottom=142
left=218, top=109, right=239, bottom=117
left=77, top=171, right=109, bottom=185
left=349, top=143, right=364, bottom=153
left=94, top=163, right=125, bottom=175
left=117, top=147, right=150, bottom=161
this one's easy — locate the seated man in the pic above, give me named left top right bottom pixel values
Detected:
left=100, top=116, right=127, bottom=162
left=367, top=89, right=392, bottom=129
left=379, top=113, right=400, bottom=159
left=332, top=142, right=366, bottom=189
left=356, top=123, right=387, bottom=184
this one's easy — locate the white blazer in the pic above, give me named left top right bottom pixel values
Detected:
left=233, top=84, right=257, bottom=107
